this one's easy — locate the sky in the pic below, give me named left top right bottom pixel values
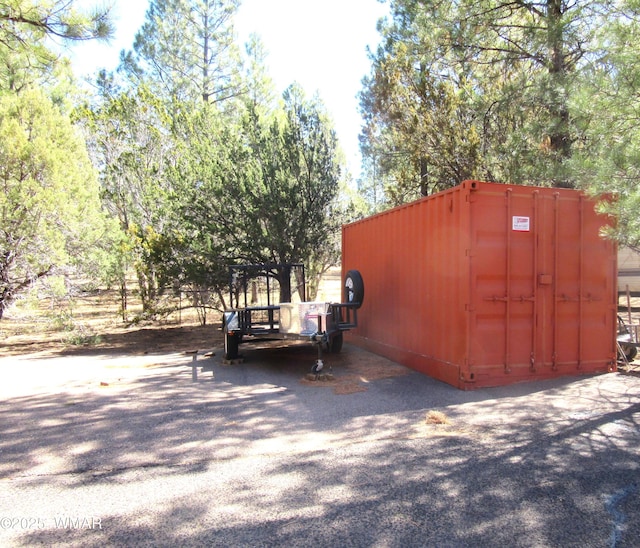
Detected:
left=69, top=0, right=390, bottom=176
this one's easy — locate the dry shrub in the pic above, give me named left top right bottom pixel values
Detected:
left=425, top=410, right=450, bottom=425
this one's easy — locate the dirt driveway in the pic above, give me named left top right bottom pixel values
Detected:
left=1, top=328, right=639, bottom=547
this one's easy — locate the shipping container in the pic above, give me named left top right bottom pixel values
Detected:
left=342, top=180, right=617, bottom=390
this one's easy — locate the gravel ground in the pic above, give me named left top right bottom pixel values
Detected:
left=0, top=342, right=639, bottom=547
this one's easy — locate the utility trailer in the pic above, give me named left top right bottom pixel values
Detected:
left=222, top=264, right=364, bottom=369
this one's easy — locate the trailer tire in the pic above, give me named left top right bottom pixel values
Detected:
left=344, top=270, right=364, bottom=309
left=328, top=331, right=344, bottom=353
left=620, top=343, right=637, bottom=362
left=224, top=332, right=239, bottom=360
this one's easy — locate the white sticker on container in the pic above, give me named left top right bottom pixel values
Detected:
left=512, top=216, right=530, bottom=232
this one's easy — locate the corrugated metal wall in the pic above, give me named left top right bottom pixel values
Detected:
left=342, top=181, right=617, bottom=390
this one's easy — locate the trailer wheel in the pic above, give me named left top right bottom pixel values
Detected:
left=328, top=331, right=344, bottom=353
left=224, top=332, right=239, bottom=360
left=619, top=343, right=637, bottom=362
left=344, top=270, right=364, bottom=309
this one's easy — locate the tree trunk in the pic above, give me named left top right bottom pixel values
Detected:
left=202, top=6, right=210, bottom=103
left=420, top=156, right=429, bottom=196
left=277, top=265, right=292, bottom=303
left=546, top=0, right=573, bottom=188
left=119, top=277, right=128, bottom=322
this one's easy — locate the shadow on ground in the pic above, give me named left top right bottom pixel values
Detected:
left=2, top=342, right=640, bottom=546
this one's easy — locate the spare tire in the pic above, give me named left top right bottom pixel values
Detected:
left=344, top=269, right=364, bottom=309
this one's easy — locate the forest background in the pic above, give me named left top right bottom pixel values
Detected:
left=2, top=0, right=640, bottom=333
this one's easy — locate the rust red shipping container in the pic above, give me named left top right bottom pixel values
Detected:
left=342, top=180, right=617, bottom=390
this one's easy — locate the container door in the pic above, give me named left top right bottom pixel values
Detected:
left=470, top=186, right=615, bottom=377
left=470, top=188, right=539, bottom=373
left=544, top=193, right=616, bottom=371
